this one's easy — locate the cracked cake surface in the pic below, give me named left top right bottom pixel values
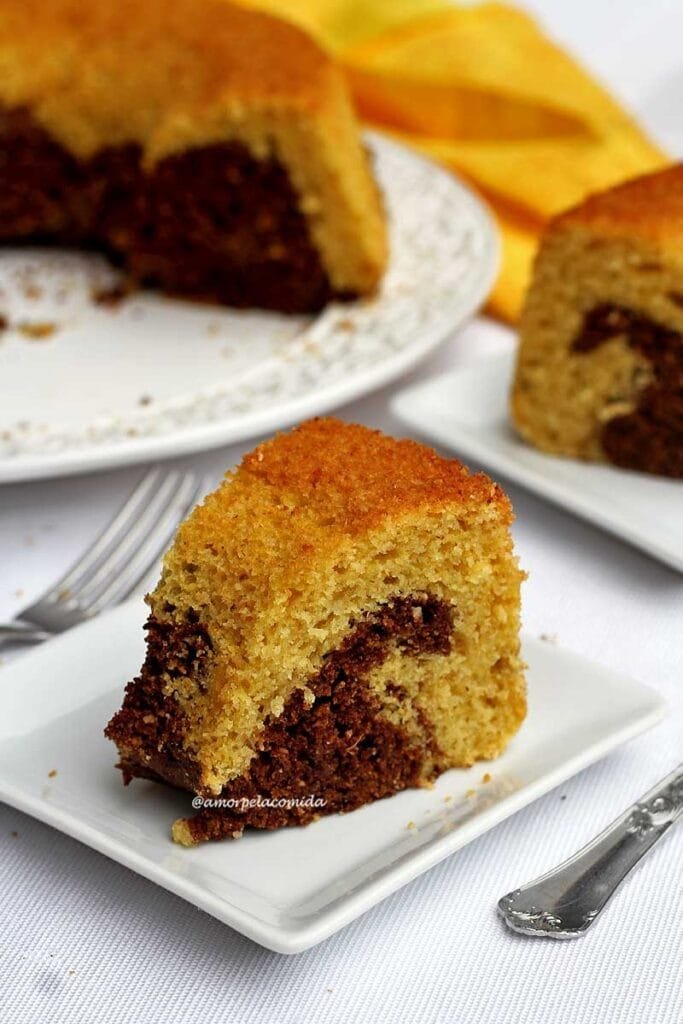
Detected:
left=106, top=418, right=526, bottom=844
left=0, top=0, right=387, bottom=311
left=511, top=164, right=683, bottom=477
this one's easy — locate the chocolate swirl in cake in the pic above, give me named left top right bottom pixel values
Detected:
left=572, top=304, right=683, bottom=478
left=106, top=594, right=455, bottom=844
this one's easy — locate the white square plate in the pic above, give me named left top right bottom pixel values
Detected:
left=0, top=600, right=663, bottom=953
left=391, top=352, right=683, bottom=572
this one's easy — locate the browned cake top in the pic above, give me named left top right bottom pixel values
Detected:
left=554, top=163, right=683, bottom=248
left=0, top=0, right=336, bottom=156
left=240, top=417, right=510, bottom=532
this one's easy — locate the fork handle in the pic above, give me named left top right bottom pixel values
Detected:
left=498, top=764, right=683, bottom=938
left=0, top=620, right=52, bottom=646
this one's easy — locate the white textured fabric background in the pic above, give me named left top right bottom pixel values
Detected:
left=1, top=2, right=682, bottom=1022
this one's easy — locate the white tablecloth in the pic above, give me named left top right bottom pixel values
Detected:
left=1, top=3, right=681, bottom=1021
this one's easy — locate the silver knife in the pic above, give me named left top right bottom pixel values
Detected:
left=498, top=764, right=683, bottom=938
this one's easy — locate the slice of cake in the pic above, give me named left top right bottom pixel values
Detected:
left=0, top=0, right=387, bottom=313
left=511, top=165, right=683, bottom=477
left=106, top=419, right=525, bottom=845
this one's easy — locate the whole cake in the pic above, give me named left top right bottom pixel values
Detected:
left=511, top=165, right=683, bottom=478
left=0, top=0, right=387, bottom=312
left=106, top=418, right=526, bottom=845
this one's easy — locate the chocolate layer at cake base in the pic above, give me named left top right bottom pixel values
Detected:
left=107, top=594, right=455, bottom=844
left=0, top=106, right=343, bottom=313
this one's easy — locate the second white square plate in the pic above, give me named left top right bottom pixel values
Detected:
left=0, top=600, right=664, bottom=952
left=392, top=352, right=683, bottom=571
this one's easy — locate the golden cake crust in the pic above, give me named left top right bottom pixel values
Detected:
left=0, top=0, right=333, bottom=152
left=553, top=163, right=683, bottom=249
left=240, top=417, right=512, bottom=535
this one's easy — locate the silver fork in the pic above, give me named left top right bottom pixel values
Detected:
left=0, top=467, right=205, bottom=647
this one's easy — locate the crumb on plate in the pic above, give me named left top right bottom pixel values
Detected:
left=18, top=321, right=57, bottom=340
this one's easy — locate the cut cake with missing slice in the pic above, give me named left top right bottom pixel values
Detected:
left=0, top=0, right=387, bottom=312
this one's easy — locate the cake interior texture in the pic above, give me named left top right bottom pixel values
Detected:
left=106, top=419, right=526, bottom=844
left=0, top=0, right=387, bottom=312
left=511, top=165, right=683, bottom=477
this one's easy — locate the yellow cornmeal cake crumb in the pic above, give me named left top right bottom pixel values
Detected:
left=106, top=418, right=526, bottom=845
left=511, top=165, right=683, bottom=478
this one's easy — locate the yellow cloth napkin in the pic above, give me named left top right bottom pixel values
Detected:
left=242, top=0, right=667, bottom=321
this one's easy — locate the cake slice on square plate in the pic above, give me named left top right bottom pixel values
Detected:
left=106, top=418, right=526, bottom=844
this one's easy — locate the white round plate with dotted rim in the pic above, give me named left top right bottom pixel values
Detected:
left=0, top=131, right=498, bottom=483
